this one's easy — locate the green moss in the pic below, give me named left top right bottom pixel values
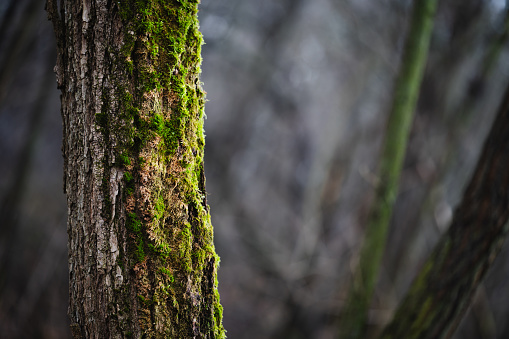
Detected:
left=157, top=267, right=175, bottom=297
left=148, top=242, right=171, bottom=259
left=96, top=0, right=226, bottom=336
left=154, top=195, right=165, bottom=221
left=127, top=212, right=142, bottom=233
left=150, top=113, right=164, bottom=133
left=137, top=294, right=150, bottom=305
left=136, top=239, right=146, bottom=262
left=178, top=222, right=193, bottom=273
left=124, top=171, right=133, bottom=182
left=119, top=152, right=131, bottom=166
left=158, top=266, right=173, bottom=279
left=126, top=212, right=146, bottom=262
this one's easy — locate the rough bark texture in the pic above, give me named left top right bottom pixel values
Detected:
left=380, top=84, right=509, bottom=338
left=47, top=0, right=225, bottom=337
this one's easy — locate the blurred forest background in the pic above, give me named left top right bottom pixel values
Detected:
left=1, top=0, right=509, bottom=338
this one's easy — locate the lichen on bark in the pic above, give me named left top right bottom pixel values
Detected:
left=47, top=0, right=225, bottom=337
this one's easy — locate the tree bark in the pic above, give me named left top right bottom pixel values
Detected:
left=380, top=83, right=509, bottom=338
left=47, top=0, right=225, bottom=338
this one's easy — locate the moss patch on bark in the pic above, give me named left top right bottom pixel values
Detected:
left=94, top=0, right=225, bottom=337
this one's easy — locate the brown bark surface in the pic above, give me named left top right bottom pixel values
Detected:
left=47, top=0, right=225, bottom=337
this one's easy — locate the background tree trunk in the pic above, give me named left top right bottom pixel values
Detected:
left=380, top=83, right=509, bottom=338
left=47, top=0, right=225, bottom=337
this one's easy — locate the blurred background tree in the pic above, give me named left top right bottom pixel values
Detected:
left=1, top=0, right=509, bottom=338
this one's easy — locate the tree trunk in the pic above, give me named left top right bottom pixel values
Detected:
left=47, top=0, right=225, bottom=337
left=380, top=83, right=509, bottom=338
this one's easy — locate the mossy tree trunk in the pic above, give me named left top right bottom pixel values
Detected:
left=380, top=84, right=509, bottom=338
left=47, top=0, right=225, bottom=337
